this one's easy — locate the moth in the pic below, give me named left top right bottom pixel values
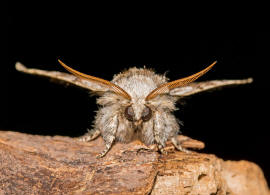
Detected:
left=16, top=60, right=252, bottom=158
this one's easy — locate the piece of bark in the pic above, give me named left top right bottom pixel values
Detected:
left=0, top=131, right=269, bottom=195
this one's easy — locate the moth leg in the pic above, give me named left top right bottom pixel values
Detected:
left=153, top=112, right=167, bottom=155
left=96, top=115, right=119, bottom=158
left=171, top=136, right=191, bottom=153
left=79, top=129, right=101, bottom=142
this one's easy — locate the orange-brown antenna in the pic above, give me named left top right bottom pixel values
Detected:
left=58, top=59, right=131, bottom=100
left=145, top=61, right=217, bottom=101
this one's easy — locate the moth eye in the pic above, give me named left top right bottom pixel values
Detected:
left=125, top=106, right=135, bottom=121
left=141, top=106, right=152, bottom=122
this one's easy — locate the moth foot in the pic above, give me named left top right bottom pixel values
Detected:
left=96, top=148, right=110, bottom=159
left=96, top=142, right=113, bottom=158
left=157, top=144, right=168, bottom=155
left=136, top=144, right=165, bottom=156
left=96, top=152, right=106, bottom=159
left=171, top=136, right=191, bottom=153
left=160, top=148, right=168, bottom=155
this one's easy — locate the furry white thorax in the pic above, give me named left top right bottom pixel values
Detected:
left=95, top=67, right=179, bottom=145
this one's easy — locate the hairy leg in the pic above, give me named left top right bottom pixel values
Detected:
left=153, top=111, right=167, bottom=154
left=79, top=128, right=101, bottom=142
left=96, top=114, right=119, bottom=158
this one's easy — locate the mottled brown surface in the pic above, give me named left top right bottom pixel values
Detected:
left=0, top=131, right=269, bottom=195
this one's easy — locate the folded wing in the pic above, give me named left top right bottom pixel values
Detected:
left=169, top=78, right=253, bottom=97
left=15, top=61, right=131, bottom=100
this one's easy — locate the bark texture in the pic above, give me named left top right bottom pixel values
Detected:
left=0, top=131, right=269, bottom=195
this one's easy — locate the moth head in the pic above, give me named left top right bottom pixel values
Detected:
left=124, top=104, right=152, bottom=122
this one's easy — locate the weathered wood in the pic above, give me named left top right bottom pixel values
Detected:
left=0, top=131, right=269, bottom=195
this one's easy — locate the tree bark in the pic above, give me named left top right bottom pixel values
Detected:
left=0, top=131, right=269, bottom=195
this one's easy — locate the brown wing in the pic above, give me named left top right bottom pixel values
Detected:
left=145, top=61, right=217, bottom=101
left=169, top=78, right=253, bottom=97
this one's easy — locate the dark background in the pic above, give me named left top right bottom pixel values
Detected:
left=7, top=3, right=269, bottom=183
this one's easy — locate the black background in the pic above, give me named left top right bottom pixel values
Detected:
left=7, top=3, right=269, bottom=184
